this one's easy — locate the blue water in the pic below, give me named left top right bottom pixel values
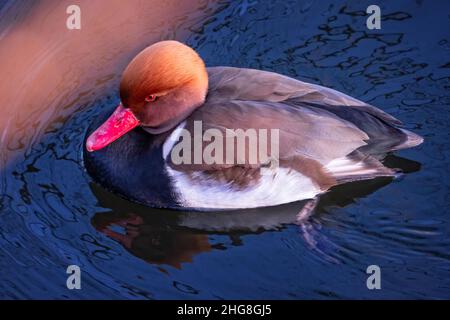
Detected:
left=1, top=0, right=450, bottom=299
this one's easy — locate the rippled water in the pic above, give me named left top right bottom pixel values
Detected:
left=1, top=0, right=450, bottom=299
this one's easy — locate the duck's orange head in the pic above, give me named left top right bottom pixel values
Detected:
left=86, top=40, right=208, bottom=152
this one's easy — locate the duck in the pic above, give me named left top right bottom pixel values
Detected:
left=84, top=40, right=423, bottom=211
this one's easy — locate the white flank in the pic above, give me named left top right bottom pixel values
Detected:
left=165, top=166, right=321, bottom=209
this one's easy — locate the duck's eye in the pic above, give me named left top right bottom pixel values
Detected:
left=145, top=94, right=158, bottom=103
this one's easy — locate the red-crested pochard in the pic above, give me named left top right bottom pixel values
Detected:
left=84, top=40, right=423, bottom=211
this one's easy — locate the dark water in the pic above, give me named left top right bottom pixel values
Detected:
left=1, top=0, right=450, bottom=299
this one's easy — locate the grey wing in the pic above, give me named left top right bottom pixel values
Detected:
left=194, top=99, right=370, bottom=165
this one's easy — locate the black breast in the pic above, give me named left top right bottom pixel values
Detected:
left=83, top=107, right=179, bottom=208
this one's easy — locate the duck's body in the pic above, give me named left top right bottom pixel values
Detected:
left=84, top=42, right=423, bottom=211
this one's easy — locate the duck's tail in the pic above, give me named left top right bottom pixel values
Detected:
left=392, top=128, right=424, bottom=151
left=324, top=128, right=423, bottom=186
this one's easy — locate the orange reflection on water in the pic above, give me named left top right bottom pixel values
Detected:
left=0, top=0, right=216, bottom=169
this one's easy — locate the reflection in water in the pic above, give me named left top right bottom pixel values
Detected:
left=92, top=211, right=212, bottom=270
left=90, top=154, right=420, bottom=268
left=1, top=0, right=449, bottom=299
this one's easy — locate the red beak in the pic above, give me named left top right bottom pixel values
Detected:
left=86, top=104, right=140, bottom=152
